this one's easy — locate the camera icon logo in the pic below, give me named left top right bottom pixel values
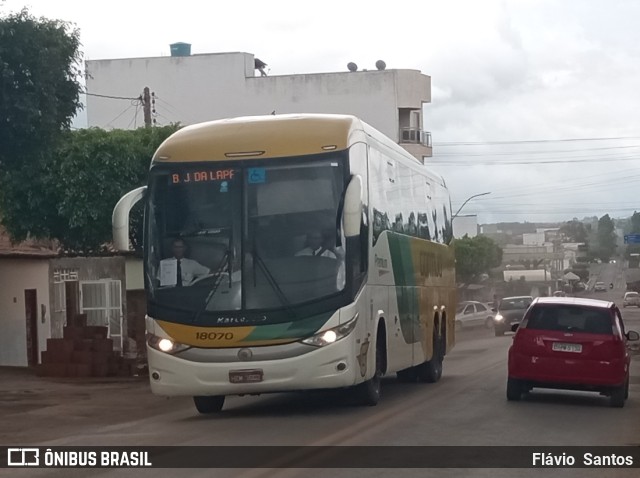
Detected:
left=7, top=448, right=40, bottom=466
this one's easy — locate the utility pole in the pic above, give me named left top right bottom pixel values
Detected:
left=143, top=87, right=151, bottom=128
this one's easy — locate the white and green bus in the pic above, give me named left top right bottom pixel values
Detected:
left=113, top=114, right=456, bottom=414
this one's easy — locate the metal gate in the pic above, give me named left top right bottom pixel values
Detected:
left=79, top=280, right=123, bottom=352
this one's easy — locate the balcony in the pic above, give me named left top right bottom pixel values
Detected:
left=399, top=128, right=432, bottom=160
left=400, top=127, right=432, bottom=147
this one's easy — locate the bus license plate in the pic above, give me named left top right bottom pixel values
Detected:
left=229, top=369, right=263, bottom=384
left=552, top=342, right=582, bottom=353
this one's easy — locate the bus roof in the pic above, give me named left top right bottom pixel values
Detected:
left=152, top=114, right=366, bottom=163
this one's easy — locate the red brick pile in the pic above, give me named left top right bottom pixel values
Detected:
left=37, top=316, right=136, bottom=378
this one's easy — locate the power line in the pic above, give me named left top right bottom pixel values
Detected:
left=483, top=167, right=640, bottom=196
left=434, top=136, right=640, bottom=146
left=153, top=95, right=183, bottom=118
left=127, top=103, right=140, bottom=129
left=429, top=154, right=640, bottom=165
left=85, top=92, right=141, bottom=101
left=469, top=201, right=640, bottom=207
left=466, top=210, right=640, bottom=215
left=435, top=145, right=640, bottom=157
left=105, top=103, right=137, bottom=128
left=450, top=172, right=640, bottom=206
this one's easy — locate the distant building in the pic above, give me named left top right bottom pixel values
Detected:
left=453, top=215, right=478, bottom=239
left=504, top=269, right=551, bottom=282
left=85, top=48, right=432, bottom=161
left=523, top=232, right=546, bottom=246
left=502, top=244, right=564, bottom=276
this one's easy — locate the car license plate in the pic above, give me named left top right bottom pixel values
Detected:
left=229, top=369, right=263, bottom=384
left=552, top=342, right=582, bottom=353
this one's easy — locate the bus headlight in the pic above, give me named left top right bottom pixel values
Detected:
left=494, top=314, right=504, bottom=322
left=147, top=334, right=190, bottom=354
left=301, top=316, right=358, bottom=347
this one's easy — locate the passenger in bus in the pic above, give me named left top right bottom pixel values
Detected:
left=158, top=238, right=210, bottom=287
left=295, top=231, right=337, bottom=259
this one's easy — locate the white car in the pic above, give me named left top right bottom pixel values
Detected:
left=623, top=291, right=640, bottom=308
left=594, top=282, right=607, bottom=292
left=456, top=301, right=495, bottom=329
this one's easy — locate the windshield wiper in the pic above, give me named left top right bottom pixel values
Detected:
left=251, top=244, right=296, bottom=319
left=192, top=250, right=230, bottom=323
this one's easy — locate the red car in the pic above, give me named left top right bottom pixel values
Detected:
left=507, top=297, right=640, bottom=407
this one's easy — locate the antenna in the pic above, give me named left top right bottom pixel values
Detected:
left=376, top=60, right=386, bottom=70
left=347, top=62, right=358, bottom=72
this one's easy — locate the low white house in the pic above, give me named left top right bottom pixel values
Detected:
left=0, top=228, right=132, bottom=367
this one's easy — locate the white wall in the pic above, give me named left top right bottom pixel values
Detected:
left=0, top=259, right=50, bottom=366
left=85, top=52, right=430, bottom=145
left=125, top=256, right=144, bottom=290
left=504, top=269, right=549, bottom=282
left=523, top=232, right=545, bottom=245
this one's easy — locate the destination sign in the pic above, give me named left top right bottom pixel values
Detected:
left=171, top=169, right=236, bottom=184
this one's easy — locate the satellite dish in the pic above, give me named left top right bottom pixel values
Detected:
left=347, top=62, right=358, bottom=72
left=376, top=60, right=386, bottom=70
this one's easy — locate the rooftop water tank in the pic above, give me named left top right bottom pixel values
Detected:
left=170, top=42, right=191, bottom=57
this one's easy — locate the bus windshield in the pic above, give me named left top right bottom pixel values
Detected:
left=145, top=156, right=347, bottom=322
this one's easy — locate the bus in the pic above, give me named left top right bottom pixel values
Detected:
left=112, top=114, right=456, bottom=414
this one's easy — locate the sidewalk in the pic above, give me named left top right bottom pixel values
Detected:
left=0, top=366, right=176, bottom=445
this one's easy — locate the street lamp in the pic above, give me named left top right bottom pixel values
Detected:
left=452, top=192, right=491, bottom=219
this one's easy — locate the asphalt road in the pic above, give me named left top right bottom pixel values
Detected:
left=2, top=262, right=640, bottom=478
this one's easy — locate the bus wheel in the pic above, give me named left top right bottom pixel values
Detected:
left=193, top=395, right=225, bottom=414
left=417, top=329, right=443, bottom=383
left=353, top=336, right=384, bottom=406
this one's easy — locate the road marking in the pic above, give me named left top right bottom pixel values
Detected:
left=234, top=357, right=506, bottom=478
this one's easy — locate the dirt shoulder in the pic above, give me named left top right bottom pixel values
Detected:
left=0, top=367, right=180, bottom=444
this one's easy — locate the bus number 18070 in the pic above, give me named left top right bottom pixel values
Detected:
left=195, top=332, right=234, bottom=341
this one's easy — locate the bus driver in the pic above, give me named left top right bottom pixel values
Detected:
left=158, top=238, right=210, bottom=287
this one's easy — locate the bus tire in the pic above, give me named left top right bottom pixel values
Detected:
left=417, top=326, right=443, bottom=383
left=440, top=318, right=448, bottom=356
left=193, top=395, right=225, bottom=414
left=353, top=333, right=384, bottom=406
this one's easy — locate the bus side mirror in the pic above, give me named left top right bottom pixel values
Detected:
left=112, top=186, right=147, bottom=251
left=342, top=175, right=362, bottom=238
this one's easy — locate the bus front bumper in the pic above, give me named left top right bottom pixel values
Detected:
left=147, top=337, right=362, bottom=397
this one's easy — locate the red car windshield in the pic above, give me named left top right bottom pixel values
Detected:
left=525, top=305, right=613, bottom=335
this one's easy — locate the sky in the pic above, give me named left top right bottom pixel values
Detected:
left=4, top=0, right=640, bottom=225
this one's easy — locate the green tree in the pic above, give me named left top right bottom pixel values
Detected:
left=596, top=214, right=616, bottom=261
left=1, top=126, right=179, bottom=252
left=559, top=219, right=589, bottom=243
left=0, top=9, right=82, bottom=171
left=628, top=211, right=640, bottom=234
left=453, top=235, right=503, bottom=282
left=0, top=8, right=83, bottom=245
